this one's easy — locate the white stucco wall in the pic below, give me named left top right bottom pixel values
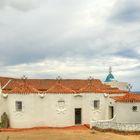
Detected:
left=105, top=81, right=128, bottom=91
left=0, top=93, right=9, bottom=121
left=102, top=97, right=140, bottom=124
left=1, top=91, right=138, bottom=128
left=115, top=102, right=140, bottom=123
left=91, top=99, right=140, bottom=131
left=1, top=93, right=109, bottom=128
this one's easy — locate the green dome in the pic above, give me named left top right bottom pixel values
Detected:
left=104, top=67, right=116, bottom=82
left=105, top=73, right=115, bottom=82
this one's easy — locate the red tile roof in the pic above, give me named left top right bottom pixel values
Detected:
left=79, top=83, right=127, bottom=94
left=112, top=93, right=140, bottom=102
left=7, top=82, right=40, bottom=94
left=79, top=84, right=97, bottom=93
left=0, top=78, right=102, bottom=91
left=0, top=77, right=128, bottom=94
left=46, top=83, right=76, bottom=93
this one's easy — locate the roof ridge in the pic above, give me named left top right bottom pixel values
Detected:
left=111, top=93, right=140, bottom=102
left=46, top=82, right=76, bottom=93
left=8, top=81, right=40, bottom=94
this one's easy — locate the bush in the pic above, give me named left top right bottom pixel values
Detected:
left=1, top=112, right=9, bottom=128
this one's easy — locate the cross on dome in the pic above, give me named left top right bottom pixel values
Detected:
left=109, top=66, right=112, bottom=74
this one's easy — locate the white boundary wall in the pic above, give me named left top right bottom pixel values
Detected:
left=91, top=119, right=140, bottom=131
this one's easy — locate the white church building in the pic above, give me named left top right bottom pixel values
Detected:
left=0, top=70, right=140, bottom=131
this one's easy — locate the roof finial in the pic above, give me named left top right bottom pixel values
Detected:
left=21, top=75, right=28, bottom=86
left=21, top=75, right=28, bottom=80
left=88, top=76, right=94, bottom=86
left=109, top=66, right=112, bottom=74
left=127, top=83, right=133, bottom=92
left=56, top=76, right=62, bottom=83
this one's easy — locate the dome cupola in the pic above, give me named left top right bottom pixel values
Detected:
left=105, top=66, right=116, bottom=82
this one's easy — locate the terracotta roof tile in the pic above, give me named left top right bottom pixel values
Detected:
left=112, top=93, right=140, bottom=102
left=0, top=78, right=102, bottom=91
left=78, top=83, right=126, bottom=94
left=7, top=82, right=40, bottom=94
left=79, top=84, right=99, bottom=93
left=0, top=77, right=128, bottom=94
left=46, top=83, right=76, bottom=93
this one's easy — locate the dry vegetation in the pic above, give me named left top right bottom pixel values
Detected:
left=0, top=128, right=140, bottom=140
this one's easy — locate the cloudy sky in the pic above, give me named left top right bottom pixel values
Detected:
left=0, top=0, right=140, bottom=90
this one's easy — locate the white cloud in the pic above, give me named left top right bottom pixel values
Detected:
left=0, top=0, right=139, bottom=90
left=0, top=0, right=42, bottom=11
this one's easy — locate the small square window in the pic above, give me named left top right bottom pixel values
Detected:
left=94, top=100, right=100, bottom=109
left=132, top=106, right=137, bottom=112
left=15, top=101, right=22, bottom=111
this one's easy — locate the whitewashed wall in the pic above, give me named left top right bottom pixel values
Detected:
left=0, top=93, right=9, bottom=120
left=115, top=102, right=140, bottom=123
left=1, top=91, right=138, bottom=128
left=105, top=81, right=128, bottom=91
left=91, top=119, right=140, bottom=131
left=3, top=93, right=108, bottom=128
left=91, top=99, right=140, bottom=131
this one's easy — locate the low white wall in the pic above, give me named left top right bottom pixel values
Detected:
left=91, top=119, right=140, bottom=131
left=91, top=101, right=140, bottom=131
